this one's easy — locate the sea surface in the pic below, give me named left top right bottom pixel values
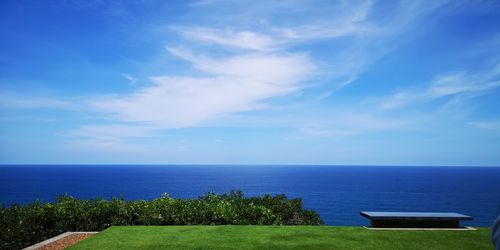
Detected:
left=1, top=165, right=499, bottom=226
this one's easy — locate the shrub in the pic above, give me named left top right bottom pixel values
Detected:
left=0, top=191, right=323, bottom=249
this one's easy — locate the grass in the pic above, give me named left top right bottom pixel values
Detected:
left=70, top=226, right=493, bottom=250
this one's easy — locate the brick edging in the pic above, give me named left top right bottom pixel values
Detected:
left=23, top=232, right=98, bottom=250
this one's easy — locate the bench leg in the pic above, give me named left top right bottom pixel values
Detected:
left=370, top=219, right=460, bottom=228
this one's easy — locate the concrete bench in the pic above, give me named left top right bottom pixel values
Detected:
left=360, top=212, right=472, bottom=228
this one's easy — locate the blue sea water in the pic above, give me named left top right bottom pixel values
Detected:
left=1, top=165, right=499, bottom=226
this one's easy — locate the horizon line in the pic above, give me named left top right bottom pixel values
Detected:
left=1, top=164, right=499, bottom=168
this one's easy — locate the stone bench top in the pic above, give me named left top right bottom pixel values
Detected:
left=360, top=212, right=472, bottom=220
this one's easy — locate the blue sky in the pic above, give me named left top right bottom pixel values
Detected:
left=1, top=0, right=499, bottom=165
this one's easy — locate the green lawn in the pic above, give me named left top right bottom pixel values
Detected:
left=70, top=226, right=493, bottom=250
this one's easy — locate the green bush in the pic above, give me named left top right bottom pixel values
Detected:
left=0, top=191, right=323, bottom=249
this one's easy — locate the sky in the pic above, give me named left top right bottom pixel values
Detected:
left=0, top=0, right=499, bottom=166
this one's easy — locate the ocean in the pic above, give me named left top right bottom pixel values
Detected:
left=1, top=165, right=499, bottom=226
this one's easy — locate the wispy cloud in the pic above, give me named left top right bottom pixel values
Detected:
left=381, top=63, right=500, bottom=109
left=89, top=51, right=314, bottom=128
left=63, top=124, right=163, bottom=153
left=470, top=121, right=500, bottom=131
left=0, top=94, right=72, bottom=110
left=293, top=112, right=413, bottom=139
left=188, top=0, right=220, bottom=7
left=122, top=74, right=138, bottom=86
left=172, top=0, right=374, bottom=52
left=65, top=124, right=158, bottom=140
left=172, top=27, right=278, bottom=51
left=166, top=47, right=313, bottom=85
left=64, top=138, right=149, bottom=154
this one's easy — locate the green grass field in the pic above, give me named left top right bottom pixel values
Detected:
left=70, top=226, right=493, bottom=250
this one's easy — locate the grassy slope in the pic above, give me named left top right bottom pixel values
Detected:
left=70, top=226, right=493, bottom=250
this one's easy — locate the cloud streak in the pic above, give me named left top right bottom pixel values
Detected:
left=470, top=121, right=500, bottom=131
left=381, top=63, right=500, bottom=109
left=0, top=94, right=72, bottom=110
left=172, top=27, right=278, bottom=51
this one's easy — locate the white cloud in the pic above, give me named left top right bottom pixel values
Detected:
left=167, top=47, right=313, bottom=85
left=429, top=73, right=500, bottom=97
left=89, top=47, right=314, bottom=128
left=381, top=64, right=500, bottom=110
left=172, top=27, right=278, bottom=51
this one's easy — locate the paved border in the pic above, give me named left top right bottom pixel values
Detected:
left=23, top=232, right=99, bottom=250
left=363, top=226, right=477, bottom=231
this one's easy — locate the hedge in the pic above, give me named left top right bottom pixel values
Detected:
left=0, top=190, right=323, bottom=249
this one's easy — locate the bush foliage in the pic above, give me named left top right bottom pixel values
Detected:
left=0, top=191, right=323, bottom=249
